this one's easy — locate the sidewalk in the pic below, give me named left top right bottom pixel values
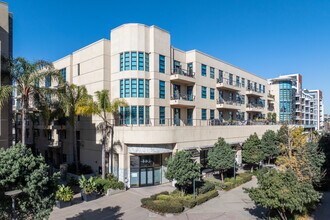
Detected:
left=50, top=177, right=263, bottom=220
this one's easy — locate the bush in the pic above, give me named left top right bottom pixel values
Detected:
left=196, top=190, right=219, bottom=205
left=143, top=200, right=184, bottom=214
left=179, top=197, right=196, bottom=208
left=56, top=185, right=74, bottom=202
left=67, top=163, right=93, bottom=175
left=198, top=181, right=215, bottom=194
left=156, top=194, right=171, bottom=201
left=150, top=191, right=169, bottom=200
left=95, top=176, right=125, bottom=194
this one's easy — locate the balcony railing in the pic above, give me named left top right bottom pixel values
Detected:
left=171, top=68, right=195, bottom=78
left=246, top=103, right=265, bottom=109
left=171, top=93, right=195, bottom=101
left=217, top=99, right=241, bottom=106
left=216, top=78, right=241, bottom=88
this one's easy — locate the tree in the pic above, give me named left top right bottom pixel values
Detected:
left=165, top=151, right=200, bottom=193
left=58, top=83, right=92, bottom=172
left=261, top=130, right=279, bottom=164
left=0, top=57, right=61, bottom=145
left=207, top=137, right=235, bottom=181
left=246, top=169, right=320, bottom=220
left=84, top=90, right=127, bottom=179
left=271, top=113, right=277, bottom=123
left=277, top=125, right=289, bottom=146
left=0, top=143, right=59, bottom=219
left=242, top=133, right=264, bottom=171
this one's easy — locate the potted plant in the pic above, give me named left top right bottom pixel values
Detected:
left=55, top=185, right=74, bottom=208
left=79, top=175, right=97, bottom=202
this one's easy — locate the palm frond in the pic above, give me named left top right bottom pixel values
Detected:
left=0, top=85, right=12, bottom=108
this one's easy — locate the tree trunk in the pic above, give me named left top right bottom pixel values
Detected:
left=251, top=165, right=253, bottom=172
left=268, top=157, right=271, bottom=164
left=72, top=118, right=79, bottom=174
left=221, top=171, right=224, bottom=182
left=110, top=125, right=114, bottom=174
left=101, top=129, right=106, bottom=179
left=21, top=98, right=26, bottom=146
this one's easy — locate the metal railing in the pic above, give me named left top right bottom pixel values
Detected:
left=246, top=103, right=265, bottom=109
left=171, top=93, right=195, bottom=101
left=171, top=68, right=195, bottom=78
left=216, top=78, right=241, bottom=88
left=217, top=99, right=242, bottom=106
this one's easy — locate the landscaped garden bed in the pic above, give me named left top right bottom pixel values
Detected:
left=205, top=172, right=253, bottom=191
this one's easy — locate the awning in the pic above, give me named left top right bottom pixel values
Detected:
left=128, top=144, right=173, bottom=155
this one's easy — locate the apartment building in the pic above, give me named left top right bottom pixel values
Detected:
left=0, top=2, right=13, bottom=148
left=29, top=23, right=283, bottom=187
left=269, top=74, right=324, bottom=130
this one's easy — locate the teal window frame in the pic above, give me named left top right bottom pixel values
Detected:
left=138, top=52, right=144, bottom=70
left=210, top=67, right=214, bottom=79
left=210, top=109, right=215, bottom=120
left=145, top=53, right=149, bottom=72
left=201, top=86, right=207, bottom=99
left=145, top=106, right=150, bottom=124
left=138, top=79, right=144, bottom=97
left=202, top=109, right=207, bottom=120
left=145, top=80, right=149, bottom=98
left=60, top=68, right=66, bottom=81
left=201, top=64, right=207, bottom=76
left=159, top=106, right=165, bottom=124
left=159, top=55, right=165, bottom=73
left=120, top=53, right=123, bottom=71
left=131, top=52, right=137, bottom=70
left=242, top=78, right=245, bottom=87
left=131, top=79, right=137, bottom=97
left=125, top=106, right=130, bottom=124
left=159, top=80, right=165, bottom=99
left=131, top=106, right=137, bottom=124
left=139, top=106, right=144, bottom=124
left=125, top=79, right=130, bottom=97
left=120, top=80, right=124, bottom=98
left=210, top=88, right=215, bottom=100
left=124, top=52, right=130, bottom=70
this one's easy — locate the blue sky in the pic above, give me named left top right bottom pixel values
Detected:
left=5, top=0, right=330, bottom=111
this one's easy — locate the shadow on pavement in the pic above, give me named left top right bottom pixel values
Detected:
left=66, top=206, right=123, bottom=220
left=311, top=192, right=330, bottom=220
left=244, top=206, right=267, bottom=219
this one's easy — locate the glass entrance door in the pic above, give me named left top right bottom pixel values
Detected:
left=140, top=167, right=154, bottom=186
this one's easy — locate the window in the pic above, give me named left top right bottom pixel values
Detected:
left=218, top=70, right=223, bottom=82
left=77, top=63, right=80, bottom=76
left=131, top=79, right=137, bottom=97
left=241, top=112, right=245, bottom=120
left=125, top=106, right=130, bottom=124
left=138, top=52, right=144, bottom=70
left=241, top=95, right=245, bottom=104
left=125, top=52, right=130, bottom=70
left=45, top=75, right=51, bottom=88
left=125, top=79, right=130, bottom=97
left=145, top=80, right=149, bottom=98
left=159, top=106, right=165, bottom=124
left=139, top=106, right=144, bottom=124
left=187, top=62, right=193, bottom=73
left=254, top=82, right=257, bottom=91
left=201, top=64, right=207, bottom=76
left=236, top=76, right=240, bottom=86
left=174, top=60, right=180, bottom=71
left=247, top=80, right=251, bottom=89
left=138, top=79, right=144, bottom=97
left=159, top=80, right=165, bottom=99
left=229, top=73, right=233, bottom=85
left=60, top=68, right=66, bottom=81
left=120, top=106, right=124, bottom=124
left=202, top=109, right=207, bottom=120
left=263, top=85, right=265, bottom=93
left=259, top=84, right=262, bottom=93
left=210, top=110, right=215, bottom=120
left=131, top=52, right=137, bottom=70
left=159, top=55, right=165, bottom=73
left=242, top=78, right=245, bottom=88
left=201, top=86, right=207, bottom=99
left=131, top=106, right=137, bottom=124
left=210, top=67, right=214, bottom=79
left=120, top=80, right=124, bottom=98
left=145, top=53, right=149, bottom=72
left=145, top=106, right=150, bottom=124
left=120, top=53, right=123, bottom=71
left=210, top=88, right=215, bottom=100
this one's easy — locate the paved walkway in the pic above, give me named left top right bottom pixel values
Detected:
left=310, top=192, right=330, bottom=220
left=50, top=177, right=265, bottom=220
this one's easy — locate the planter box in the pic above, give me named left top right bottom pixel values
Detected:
left=81, top=192, right=97, bottom=202
left=106, top=188, right=125, bottom=196
left=56, top=200, right=72, bottom=209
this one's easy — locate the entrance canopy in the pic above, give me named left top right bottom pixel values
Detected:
left=128, top=144, right=173, bottom=155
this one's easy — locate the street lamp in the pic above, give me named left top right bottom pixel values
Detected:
left=5, top=189, right=22, bottom=220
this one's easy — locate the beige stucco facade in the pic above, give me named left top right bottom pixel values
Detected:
left=30, top=23, right=285, bottom=187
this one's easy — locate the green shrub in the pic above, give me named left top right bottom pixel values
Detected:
left=56, top=185, right=74, bottom=202
left=141, top=198, right=153, bottom=206
left=179, top=197, right=196, bottom=208
left=94, top=176, right=125, bottom=194
left=196, top=190, right=219, bottom=205
left=198, top=181, right=215, bottom=194
left=150, top=191, right=169, bottom=200
left=156, top=194, right=171, bottom=201
left=143, top=200, right=184, bottom=214
left=79, top=175, right=97, bottom=194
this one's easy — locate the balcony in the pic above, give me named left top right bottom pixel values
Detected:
left=48, top=140, right=62, bottom=148
left=216, top=78, right=240, bottom=91
left=246, top=103, right=264, bottom=112
left=216, top=99, right=242, bottom=110
left=170, top=68, right=195, bottom=85
left=246, top=87, right=264, bottom=97
left=170, top=93, right=195, bottom=107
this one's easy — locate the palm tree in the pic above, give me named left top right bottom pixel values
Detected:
left=58, top=83, right=92, bottom=173
left=85, top=90, right=127, bottom=179
left=0, top=57, right=61, bottom=146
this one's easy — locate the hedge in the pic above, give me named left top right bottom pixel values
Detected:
left=141, top=199, right=184, bottom=214
left=196, top=190, right=219, bottom=205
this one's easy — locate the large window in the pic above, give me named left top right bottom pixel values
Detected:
left=131, top=79, right=137, bottom=97
left=263, top=85, right=266, bottom=93
left=229, top=73, right=233, bottom=85
left=138, top=79, right=144, bottom=97
left=131, top=106, right=137, bottom=124
left=120, top=80, right=124, bottom=98
left=210, top=88, right=215, bottom=100
left=210, top=109, right=215, bottom=120
left=159, top=80, right=165, bottom=99
left=218, top=70, right=223, bottom=82
left=45, top=75, right=51, bottom=88
left=131, top=52, right=137, bottom=70
left=210, top=67, right=214, bottom=79
left=242, top=78, right=245, bottom=88
left=138, top=52, right=144, bottom=70
left=236, top=76, right=240, bottom=86
left=159, top=106, right=165, bottom=124
left=120, top=53, right=124, bottom=71
left=201, top=86, right=207, bottom=99
left=139, top=106, right=144, bottom=124
left=145, top=80, right=150, bottom=98
left=201, top=64, right=207, bottom=76
left=202, top=109, right=207, bottom=120
left=159, top=55, right=165, bottom=73
left=145, top=53, right=149, bottom=72
left=125, top=52, right=130, bottom=70
left=125, top=106, right=130, bottom=124
left=125, top=79, right=130, bottom=97
left=60, top=68, right=66, bottom=81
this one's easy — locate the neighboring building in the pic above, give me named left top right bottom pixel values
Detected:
left=0, top=1, right=13, bottom=148
left=269, top=74, right=324, bottom=131
left=22, top=24, right=286, bottom=187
